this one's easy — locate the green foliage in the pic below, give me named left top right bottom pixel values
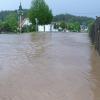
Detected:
left=88, top=21, right=95, bottom=34
left=67, top=22, right=80, bottom=32
left=53, top=14, right=95, bottom=26
left=0, top=21, right=3, bottom=31
left=53, top=14, right=94, bottom=32
left=0, top=10, right=30, bottom=33
left=5, top=13, right=18, bottom=32
left=54, top=22, right=80, bottom=32
left=60, top=21, right=67, bottom=30
left=29, top=0, right=53, bottom=26
left=22, top=25, right=35, bottom=33
left=0, top=10, right=28, bottom=21
left=0, top=13, right=18, bottom=33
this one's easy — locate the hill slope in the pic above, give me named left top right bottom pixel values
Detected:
left=0, top=10, right=94, bottom=26
left=53, top=14, right=95, bottom=25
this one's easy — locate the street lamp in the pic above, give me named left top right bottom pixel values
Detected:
left=18, top=2, right=23, bottom=33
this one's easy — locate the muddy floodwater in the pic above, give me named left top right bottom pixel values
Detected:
left=0, top=32, right=100, bottom=100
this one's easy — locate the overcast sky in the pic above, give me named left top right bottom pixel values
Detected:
left=0, top=0, right=100, bottom=18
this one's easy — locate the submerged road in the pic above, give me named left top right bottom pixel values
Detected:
left=0, top=32, right=100, bottom=100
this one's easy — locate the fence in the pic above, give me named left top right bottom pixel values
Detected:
left=90, top=17, right=100, bottom=55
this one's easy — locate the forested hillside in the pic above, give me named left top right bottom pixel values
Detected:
left=0, top=10, right=94, bottom=25
left=53, top=14, right=94, bottom=25
left=0, top=9, right=28, bottom=21
left=0, top=10, right=95, bottom=32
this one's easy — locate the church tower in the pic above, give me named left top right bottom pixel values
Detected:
left=18, top=2, right=23, bottom=33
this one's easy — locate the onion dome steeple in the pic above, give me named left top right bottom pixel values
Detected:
left=19, top=2, right=23, bottom=11
left=18, top=1, right=23, bottom=15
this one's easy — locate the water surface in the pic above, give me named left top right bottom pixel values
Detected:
left=0, top=32, right=99, bottom=100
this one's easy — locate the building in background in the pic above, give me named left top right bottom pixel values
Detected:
left=18, top=2, right=23, bottom=33
left=80, top=25, right=88, bottom=32
left=21, top=18, right=32, bottom=27
left=38, top=24, right=57, bottom=32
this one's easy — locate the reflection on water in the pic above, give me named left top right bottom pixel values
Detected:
left=90, top=48, right=100, bottom=100
left=0, top=32, right=99, bottom=100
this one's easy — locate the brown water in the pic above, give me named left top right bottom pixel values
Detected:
left=0, top=32, right=99, bottom=100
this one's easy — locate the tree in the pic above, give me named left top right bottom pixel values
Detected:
left=60, top=21, right=67, bottom=31
left=53, top=14, right=95, bottom=28
left=0, top=20, right=3, bottom=32
left=29, top=0, right=53, bottom=32
left=67, top=22, right=80, bottom=32
left=73, top=22, right=80, bottom=32
left=5, top=13, right=18, bottom=32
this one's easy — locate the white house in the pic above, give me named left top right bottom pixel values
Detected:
left=38, top=24, right=58, bottom=32
left=22, top=18, right=32, bottom=27
left=21, top=18, right=58, bottom=32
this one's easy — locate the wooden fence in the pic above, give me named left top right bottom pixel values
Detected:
left=90, top=17, right=100, bottom=55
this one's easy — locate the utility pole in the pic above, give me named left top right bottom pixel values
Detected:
left=35, top=18, right=38, bottom=32
left=18, top=1, right=23, bottom=33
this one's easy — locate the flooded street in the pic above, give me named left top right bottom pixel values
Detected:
left=0, top=32, right=99, bottom=100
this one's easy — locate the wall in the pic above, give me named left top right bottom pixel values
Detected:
left=90, top=17, right=100, bottom=55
